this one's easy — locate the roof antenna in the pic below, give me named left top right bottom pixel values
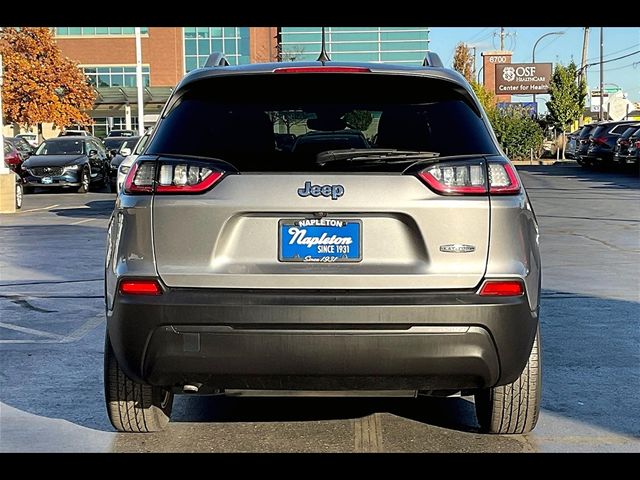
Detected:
left=316, top=27, right=331, bottom=63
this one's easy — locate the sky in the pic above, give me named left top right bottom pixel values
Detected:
left=428, top=27, right=640, bottom=107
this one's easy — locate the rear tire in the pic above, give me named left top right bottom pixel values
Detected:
left=474, top=325, right=541, bottom=434
left=104, top=332, right=173, bottom=432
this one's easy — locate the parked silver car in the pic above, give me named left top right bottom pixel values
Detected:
left=104, top=57, right=542, bottom=434
left=115, top=128, right=153, bottom=193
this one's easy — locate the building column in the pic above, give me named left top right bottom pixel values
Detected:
left=124, top=105, right=132, bottom=130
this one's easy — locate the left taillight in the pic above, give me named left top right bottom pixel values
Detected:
left=123, top=159, right=225, bottom=195
left=416, top=158, right=520, bottom=196
left=119, top=279, right=162, bottom=296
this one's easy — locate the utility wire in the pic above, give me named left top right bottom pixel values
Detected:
left=605, top=62, right=637, bottom=72
left=585, top=43, right=640, bottom=63
left=579, top=49, right=640, bottom=70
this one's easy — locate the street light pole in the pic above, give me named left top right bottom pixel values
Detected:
left=599, top=27, right=604, bottom=121
left=532, top=31, right=564, bottom=110
left=135, top=27, right=145, bottom=136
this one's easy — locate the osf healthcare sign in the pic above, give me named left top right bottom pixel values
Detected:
left=495, top=63, right=553, bottom=95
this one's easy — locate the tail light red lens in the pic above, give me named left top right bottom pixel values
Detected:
left=418, top=160, right=487, bottom=195
left=416, top=159, right=520, bottom=196
left=636, top=140, right=640, bottom=148
left=4, top=152, right=21, bottom=165
left=156, top=163, right=223, bottom=193
left=119, top=279, right=162, bottom=296
left=478, top=280, right=524, bottom=296
left=124, top=161, right=155, bottom=193
left=123, top=159, right=225, bottom=194
left=593, top=137, right=608, bottom=146
left=487, top=161, right=520, bottom=194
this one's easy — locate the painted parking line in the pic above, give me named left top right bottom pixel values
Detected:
left=19, top=204, right=60, bottom=213
left=0, top=314, right=104, bottom=344
left=70, top=218, right=95, bottom=225
left=0, top=321, right=66, bottom=340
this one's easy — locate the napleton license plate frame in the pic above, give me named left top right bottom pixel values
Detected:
left=278, top=218, right=363, bottom=263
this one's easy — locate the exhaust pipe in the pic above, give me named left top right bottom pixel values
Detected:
left=182, top=383, right=201, bottom=393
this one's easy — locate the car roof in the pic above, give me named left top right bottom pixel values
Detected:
left=105, top=136, right=141, bottom=141
left=594, top=120, right=638, bottom=126
left=44, top=136, right=93, bottom=142
left=176, top=61, right=470, bottom=92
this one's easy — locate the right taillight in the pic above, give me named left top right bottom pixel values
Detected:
left=416, top=158, right=520, bottom=196
left=487, top=161, right=520, bottom=195
left=418, top=159, right=488, bottom=195
left=123, top=159, right=225, bottom=194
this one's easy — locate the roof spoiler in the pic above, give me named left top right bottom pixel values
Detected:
left=422, top=51, right=443, bottom=68
left=204, top=52, right=230, bottom=67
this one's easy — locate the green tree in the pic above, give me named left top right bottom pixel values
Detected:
left=468, top=81, right=543, bottom=160
left=488, top=106, right=544, bottom=160
left=545, top=61, right=587, bottom=158
left=0, top=27, right=96, bottom=141
left=452, top=43, right=474, bottom=83
left=271, top=110, right=308, bottom=134
left=470, top=81, right=496, bottom=115
left=344, top=110, right=373, bottom=131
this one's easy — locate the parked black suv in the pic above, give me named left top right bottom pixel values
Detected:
left=575, top=124, right=597, bottom=165
left=583, top=121, right=639, bottom=167
left=612, top=124, right=640, bottom=165
left=22, top=136, right=110, bottom=193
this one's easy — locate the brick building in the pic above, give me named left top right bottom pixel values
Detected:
left=5, top=27, right=431, bottom=137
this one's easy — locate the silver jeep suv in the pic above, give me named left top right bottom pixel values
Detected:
left=104, top=58, right=541, bottom=434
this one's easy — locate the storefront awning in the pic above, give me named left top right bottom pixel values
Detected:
left=90, top=86, right=173, bottom=116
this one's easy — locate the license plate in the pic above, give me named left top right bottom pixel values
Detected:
left=41, top=177, right=53, bottom=184
left=279, top=218, right=362, bottom=263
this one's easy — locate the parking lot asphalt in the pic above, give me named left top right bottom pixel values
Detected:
left=1, top=164, right=639, bottom=452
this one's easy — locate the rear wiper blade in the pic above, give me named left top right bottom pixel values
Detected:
left=316, top=149, right=439, bottom=165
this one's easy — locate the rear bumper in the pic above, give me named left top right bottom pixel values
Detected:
left=107, top=287, right=539, bottom=391
left=584, top=150, right=613, bottom=163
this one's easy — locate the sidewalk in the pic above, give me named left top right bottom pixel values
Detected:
left=511, top=158, right=578, bottom=166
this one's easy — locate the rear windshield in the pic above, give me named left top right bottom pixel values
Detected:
left=578, top=125, right=595, bottom=137
left=611, top=124, right=636, bottom=134
left=104, top=138, right=139, bottom=151
left=620, top=126, right=640, bottom=139
left=147, top=73, right=498, bottom=172
left=590, top=126, right=606, bottom=137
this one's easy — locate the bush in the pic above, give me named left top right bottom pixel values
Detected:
left=487, top=106, right=544, bottom=160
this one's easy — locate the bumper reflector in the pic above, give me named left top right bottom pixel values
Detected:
left=478, top=280, right=524, bottom=296
left=119, top=279, right=163, bottom=296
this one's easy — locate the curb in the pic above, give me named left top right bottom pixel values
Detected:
left=511, top=159, right=578, bottom=166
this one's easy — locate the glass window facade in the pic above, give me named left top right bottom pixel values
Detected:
left=90, top=117, right=140, bottom=138
left=183, top=27, right=250, bottom=72
left=55, top=27, right=148, bottom=36
left=82, top=66, right=150, bottom=88
left=279, top=27, right=430, bottom=64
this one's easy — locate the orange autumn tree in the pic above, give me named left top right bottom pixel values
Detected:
left=0, top=27, right=95, bottom=139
